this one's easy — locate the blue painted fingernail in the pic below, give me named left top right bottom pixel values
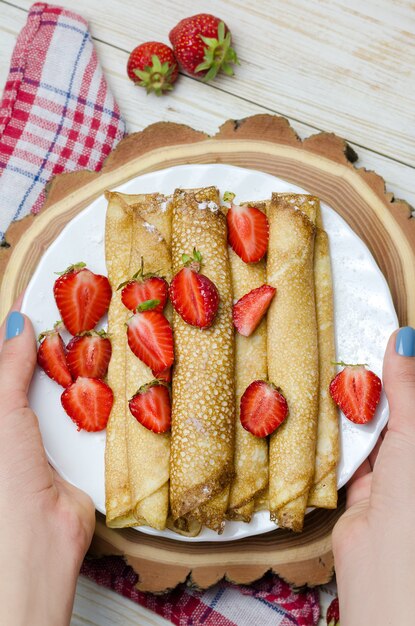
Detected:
left=396, top=326, right=415, bottom=357
left=5, top=311, right=25, bottom=340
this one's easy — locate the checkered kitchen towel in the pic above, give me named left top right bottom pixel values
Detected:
left=0, top=2, right=126, bottom=241
left=81, top=557, right=320, bottom=626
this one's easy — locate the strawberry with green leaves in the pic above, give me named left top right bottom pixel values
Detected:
left=127, top=42, right=178, bottom=95
left=118, top=260, right=168, bottom=313
left=169, top=14, right=239, bottom=81
left=129, top=381, right=171, bottom=433
left=169, top=249, right=220, bottom=328
left=329, top=362, right=382, bottom=424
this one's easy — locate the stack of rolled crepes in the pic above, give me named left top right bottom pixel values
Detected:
left=104, top=187, right=339, bottom=534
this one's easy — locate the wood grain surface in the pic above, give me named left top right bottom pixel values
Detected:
left=1, top=115, right=413, bottom=595
left=1, top=0, right=414, bottom=622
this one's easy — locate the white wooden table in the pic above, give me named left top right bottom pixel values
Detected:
left=1, top=0, right=414, bottom=623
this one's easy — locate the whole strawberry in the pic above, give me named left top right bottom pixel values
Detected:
left=127, top=42, right=179, bottom=96
left=169, top=14, right=239, bottom=81
left=326, top=597, right=340, bottom=625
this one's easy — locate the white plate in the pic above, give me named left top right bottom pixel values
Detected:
left=22, top=164, right=398, bottom=542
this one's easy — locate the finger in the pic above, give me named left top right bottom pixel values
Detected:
left=346, top=469, right=372, bottom=509
left=368, top=433, right=384, bottom=470
left=347, top=457, right=371, bottom=488
left=0, top=292, right=25, bottom=351
left=0, top=312, right=37, bottom=418
left=383, top=327, right=415, bottom=440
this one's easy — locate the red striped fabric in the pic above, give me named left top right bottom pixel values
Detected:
left=81, top=556, right=320, bottom=625
left=0, top=2, right=126, bottom=241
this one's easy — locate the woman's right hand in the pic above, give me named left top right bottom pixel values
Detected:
left=333, top=326, right=415, bottom=625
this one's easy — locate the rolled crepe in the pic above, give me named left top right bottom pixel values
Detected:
left=308, top=210, right=339, bottom=508
left=121, top=192, right=172, bottom=530
left=267, top=193, right=319, bottom=532
left=170, top=187, right=235, bottom=533
left=227, top=201, right=269, bottom=522
left=104, top=191, right=136, bottom=528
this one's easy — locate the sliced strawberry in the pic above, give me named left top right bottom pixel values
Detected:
left=37, top=329, right=72, bottom=388
left=326, top=597, right=340, bottom=626
left=129, top=381, right=171, bottom=433
left=119, top=261, right=168, bottom=313
left=225, top=192, right=269, bottom=263
left=66, top=331, right=112, bottom=379
left=233, top=284, right=276, bottom=336
left=61, top=377, right=113, bottom=432
left=151, top=366, right=172, bottom=383
left=53, top=263, right=112, bottom=335
left=169, top=249, right=220, bottom=328
left=121, top=277, right=168, bottom=313
left=329, top=363, right=382, bottom=424
left=240, top=380, right=288, bottom=437
left=126, top=311, right=174, bottom=372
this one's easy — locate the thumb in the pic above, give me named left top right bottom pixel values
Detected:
left=383, top=326, right=415, bottom=440
left=0, top=312, right=37, bottom=419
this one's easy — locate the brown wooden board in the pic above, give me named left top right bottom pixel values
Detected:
left=1, top=114, right=413, bottom=591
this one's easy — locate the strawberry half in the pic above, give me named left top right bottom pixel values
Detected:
left=61, top=377, right=113, bottom=432
left=326, top=597, right=340, bottom=625
left=240, top=380, right=288, bottom=437
left=66, top=331, right=112, bottom=380
left=329, top=362, right=382, bottom=424
left=233, top=284, right=276, bottom=336
left=37, top=328, right=72, bottom=388
left=54, top=263, right=112, bottom=335
left=225, top=191, right=269, bottom=263
left=126, top=309, right=174, bottom=372
left=129, top=381, right=171, bottom=433
left=169, top=249, right=220, bottom=328
left=119, top=261, right=168, bottom=313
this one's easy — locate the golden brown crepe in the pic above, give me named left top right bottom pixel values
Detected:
left=121, top=192, right=172, bottom=530
left=169, top=187, right=235, bottom=533
left=227, top=201, right=269, bottom=522
left=104, top=191, right=136, bottom=528
left=267, top=193, right=320, bottom=532
left=308, top=211, right=339, bottom=508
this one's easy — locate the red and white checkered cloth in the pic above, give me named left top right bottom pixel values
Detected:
left=81, top=556, right=320, bottom=626
left=0, top=4, right=321, bottom=624
left=0, top=2, right=126, bottom=240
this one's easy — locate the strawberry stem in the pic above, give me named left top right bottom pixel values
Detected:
left=133, top=54, right=177, bottom=96
left=132, top=379, right=168, bottom=397
left=117, top=257, right=164, bottom=290
left=332, top=360, right=369, bottom=368
left=194, top=21, right=239, bottom=81
left=182, top=248, right=203, bottom=271
left=223, top=191, right=235, bottom=203
left=136, top=299, right=161, bottom=312
left=55, top=262, right=86, bottom=276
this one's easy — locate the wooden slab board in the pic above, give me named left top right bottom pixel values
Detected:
left=1, top=115, right=413, bottom=592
